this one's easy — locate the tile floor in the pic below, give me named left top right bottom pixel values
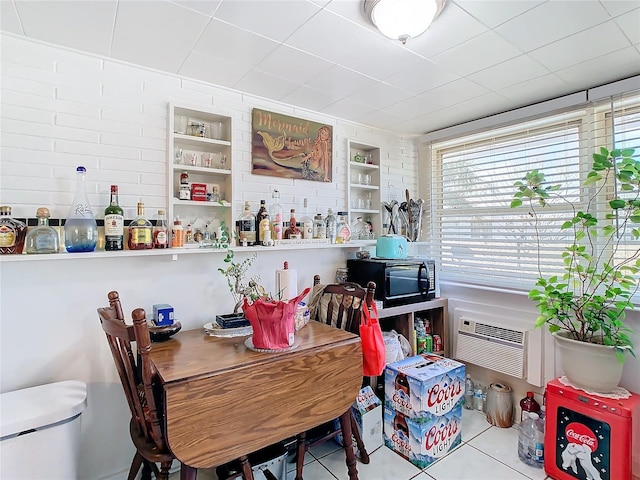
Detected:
left=173, top=409, right=552, bottom=480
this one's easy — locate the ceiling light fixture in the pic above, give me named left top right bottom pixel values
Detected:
left=364, top=0, right=446, bottom=45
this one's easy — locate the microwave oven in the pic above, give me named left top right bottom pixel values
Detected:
left=346, top=258, right=437, bottom=308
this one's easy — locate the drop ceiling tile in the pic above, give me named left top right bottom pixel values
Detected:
left=179, top=50, right=251, bottom=88
left=614, top=8, right=640, bottom=45
left=13, top=0, right=116, bottom=56
left=495, top=0, right=611, bottom=52
left=384, top=60, right=461, bottom=95
left=468, top=54, right=550, bottom=91
left=528, top=20, right=632, bottom=72
left=432, top=30, right=522, bottom=76
left=498, top=73, right=569, bottom=105
left=111, top=1, right=208, bottom=72
left=555, top=46, right=640, bottom=90
left=456, top=0, right=543, bottom=28
left=234, top=70, right=300, bottom=101
left=404, top=2, right=488, bottom=58
left=214, top=0, right=321, bottom=43
left=346, top=81, right=414, bottom=110
left=600, top=0, right=640, bottom=17
left=255, top=45, right=334, bottom=85
left=193, top=18, right=280, bottom=66
left=432, top=92, right=513, bottom=126
left=320, top=96, right=376, bottom=121
left=354, top=108, right=407, bottom=131
left=281, top=85, right=342, bottom=112
left=1, top=1, right=23, bottom=35
left=173, top=0, right=222, bottom=17
left=305, top=64, right=376, bottom=98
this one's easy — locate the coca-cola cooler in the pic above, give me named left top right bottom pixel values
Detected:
left=544, top=378, right=640, bottom=480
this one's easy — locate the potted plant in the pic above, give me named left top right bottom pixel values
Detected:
left=511, top=146, right=639, bottom=392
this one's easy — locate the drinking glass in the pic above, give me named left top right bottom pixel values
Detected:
left=364, top=174, right=372, bottom=185
left=174, top=115, right=187, bottom=135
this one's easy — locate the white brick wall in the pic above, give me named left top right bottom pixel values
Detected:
left=1, top=34, right=418, bottom=222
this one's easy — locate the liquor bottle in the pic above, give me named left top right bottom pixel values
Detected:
left=284, top=209, right=301, bottom=239
left=238, top=201, right=256, bottom=246
left=25, top=207, right=59, bottom=254
left=325, top=208, right=337, bottom=244
left=269, top=189, right=283, bottom=241
left=104, top=184, right=124, bottom=251
left=172, top=217, right=184, bottom=248
left=300, top=198, right=313, bottom=240
left=127, top=201, right=153, bottom=250
left=255, top=199, right=268, bottom=244
left=0, top=206, right=27, bottom=254
left=313, top=213, right=326, bottom=239
left=64, top=166, right=98, bottom=253
left=335, top=212, right=351, bottom=244
left=153, top=209, right=169, bottom=249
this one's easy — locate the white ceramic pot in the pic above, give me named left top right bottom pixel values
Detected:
left=553, top=330, right=624, bottom=393
left=485, top=382, right=513, bottom=428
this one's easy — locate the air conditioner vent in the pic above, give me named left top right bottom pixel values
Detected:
left=474, top=323, right=524, bottom=345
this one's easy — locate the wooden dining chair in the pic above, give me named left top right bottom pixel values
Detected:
left=294, top=275, right=376, bottom=480
left=97, top=291, right=254, bottom=480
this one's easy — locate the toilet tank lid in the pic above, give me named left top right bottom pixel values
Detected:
left=0, top=380, right=87, bottom=438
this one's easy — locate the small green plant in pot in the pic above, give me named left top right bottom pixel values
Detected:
left=511, top=147, right=639, bottom=392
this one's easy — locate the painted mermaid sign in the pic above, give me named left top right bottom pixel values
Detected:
left=251, top=108, right=333, bottom=182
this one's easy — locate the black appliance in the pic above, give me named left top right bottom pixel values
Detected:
left=346, top=258, right=436, bottom=308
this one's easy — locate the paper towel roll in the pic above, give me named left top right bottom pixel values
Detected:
left=275, top=262, right=298, bottom=301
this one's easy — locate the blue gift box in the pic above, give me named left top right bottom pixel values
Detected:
left=153, top=304, right=174, bottom=326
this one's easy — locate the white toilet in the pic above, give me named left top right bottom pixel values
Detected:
left=0, top=380, right=87, bottom=479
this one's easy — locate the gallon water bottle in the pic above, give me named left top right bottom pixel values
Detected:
left=518, top=412, right=544, bottom=468
left=64, top=166, right=98, bottom=252
left=464, top=375, right=474, bottom=410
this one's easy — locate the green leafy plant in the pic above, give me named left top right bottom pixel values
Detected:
left=217, top=222, right=271, bottom=313
left=511, top=147, right=640, bottom=359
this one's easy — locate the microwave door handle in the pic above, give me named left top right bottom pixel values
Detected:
left=418, top=264, right=430, bottom=296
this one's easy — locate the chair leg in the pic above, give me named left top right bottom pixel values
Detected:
left=339, top=411, right=359, bottom=480
left=239, top=455, right=254, bottom=480
left=141, top=460, right=153, bottom=480
left=294, top=432, right=307, bottom=480
left=180, top=464, right=198, bottom=480
left=127, top=452, right=144, bottom=480
left=350, top=414, right=370, bottom=464
left=158, top=461, right=173, bottom=480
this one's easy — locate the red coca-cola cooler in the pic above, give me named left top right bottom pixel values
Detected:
left=544, top=377, right=640, bottom=480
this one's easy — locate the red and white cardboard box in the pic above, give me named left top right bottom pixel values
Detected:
left=351, top=386, right=383, bottom=452
left=384, top=354, right=465, bottom=421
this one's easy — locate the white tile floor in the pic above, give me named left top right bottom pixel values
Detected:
left=173, top=409, right=552, bottom=480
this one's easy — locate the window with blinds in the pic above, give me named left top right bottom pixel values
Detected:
left=428, top=92, right=640, bottom=301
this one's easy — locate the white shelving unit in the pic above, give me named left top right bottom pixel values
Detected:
left=168, top=103, right=234, bottom=245
left=347, top=140, right=381, bottom=236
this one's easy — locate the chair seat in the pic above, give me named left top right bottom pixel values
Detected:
left=129, top=418, right=174, bottom=464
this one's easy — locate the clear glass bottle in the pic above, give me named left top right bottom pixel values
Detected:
left=238, top=201, right=256, bottom=246
left=153, top=209, right=169, bottom=249
left=335, top=212, right=351, bottom=244
left=284, top=209, right=301, bottom=239
left=25, top=207, right=59, bottom=254
left=127, top=201, right=153, bottom=250
left=313, top=213, right=326, bottom=239
left=64, top=166, right=98, bottom=253
left=255, top=200, right=268, bottom=244
left=300, top=198, right=313, bottom=240
left=352, top=216, right=368, bottom=240
left=325, top=208, right=337, bottom=244
left=269, top=189, right=283, bottom=241
left=0, top=206, right=27, bottom=254
left=104, top=184, right=124, bottom=251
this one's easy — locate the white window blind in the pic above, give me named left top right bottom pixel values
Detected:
left=429, top=91, right=640, bottom=301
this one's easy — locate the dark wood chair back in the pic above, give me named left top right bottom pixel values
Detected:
left=310, top=274, right=376, bottom=334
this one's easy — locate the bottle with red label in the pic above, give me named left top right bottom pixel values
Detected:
left=519, top=391, right=541, bottom=422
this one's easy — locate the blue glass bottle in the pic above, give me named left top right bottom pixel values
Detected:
left=64, top=166, right=98, bottom=252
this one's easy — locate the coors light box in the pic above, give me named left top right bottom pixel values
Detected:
left=384, top=354, right=465, bottom=421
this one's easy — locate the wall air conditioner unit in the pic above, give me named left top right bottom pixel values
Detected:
left=455, top=312, right=529, bottom=381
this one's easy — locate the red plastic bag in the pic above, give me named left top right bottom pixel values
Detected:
left=360, top=302, right=386, bottom=376
left=243, top=288, right=311, bottom=350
